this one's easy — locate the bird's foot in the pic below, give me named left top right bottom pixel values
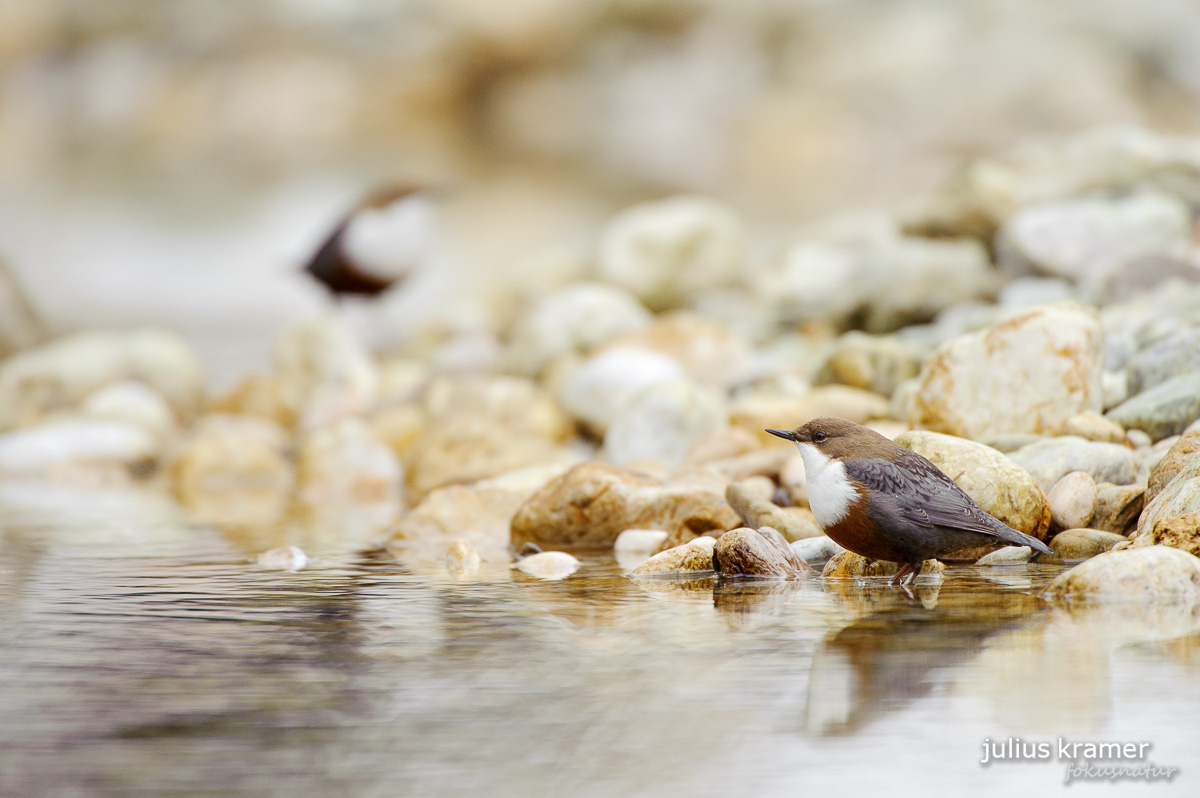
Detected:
left=889, top=562, right=920, bottom=586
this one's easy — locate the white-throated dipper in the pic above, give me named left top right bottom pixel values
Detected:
left=766, top=417, right=1052, bottom=585
left=303, top=185, right=434, bottom=299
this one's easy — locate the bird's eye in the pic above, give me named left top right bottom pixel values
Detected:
left=814, top=431, right=827, bottom=443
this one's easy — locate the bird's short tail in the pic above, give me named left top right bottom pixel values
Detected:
left=992, top=522, right=1053, bottom=555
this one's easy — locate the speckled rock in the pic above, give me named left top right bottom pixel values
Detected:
left=1129, top=513, right=1200, bottom=559
left=1047, top=528, right=1127, bottom=561
left=170, top=414, right=294, bottom=524
left=629, top=536, right=717, bottom=576
left=908, top=303, right=1104, bottom=440
left=1044, top=545, right=1200, bottom=604
left=407, top=375, right=574, bottom=499
left=821, top=551, right=945, bottom=583
left=1090, top=482, right=1145, bottom=535
left=725, top=482, right=822, bottom=542
left=1147, top=429, right=1200, bottom=504
left=602, top=380, right=726, bottom=470
left=274, top=317, right=378, bottom=430
left=1107, top=373, right=1200, bottom=442
left=1063, top=411, right=1127, bottom=444
left=297, top=419, right=402, bottom=506
left=895, top=430, right=1051, bottom=541
left=813, top=332, right=920, bottom=397
left=514, top=551, right=580, bottom=580
left=557, top=346, right=686, bottom=435
left=712, top=527, right=815, bottom=579
left=730, top=386, right=890, bottom=447
left=1127, top=326, right=1200, bottom=396
left=1007, top=436, right=1141, bottom=493
left=975, top=546, right=1033, bottom=565
left=510, top=462, right=736, bottom=549
left=505, top=282, right=652, bottom=377
left=598, top=195, right=744, bottom=311
left=0, top=328, right=204, bottom=431
left=257, top=546, right=308, bottom=572
left=1047, top=471, right=1097, bottom=531
left=791, top=536, right=846, bottom=565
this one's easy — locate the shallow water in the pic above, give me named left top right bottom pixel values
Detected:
left=1, top=486, right=1198, bottom=797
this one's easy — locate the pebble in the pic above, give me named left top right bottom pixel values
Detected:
left=1047, top=528, right=1127, bottom=561
left=1044, top=545, right=1200, bottom=604
left=813, top=332, right=919, bottom=397
left=712, top=527, right=815, bottom=579
left=391, top=484, right=527, bottom=559
left=444, top=540, right=482, bottom=576
left=1007, top=436, right=1141, bottom=493
left=1127, top=325, right=1200, bottom=396
left=821, top=551, right=946, bottom=583
left=210, top=375, right=296, bottom=428
left=1090, top=482, right=1146, bottom=536
left=724, top=482, right=823, bottom=542
left=257, top=546, right=308, bottom=572
left=514, top=551, right=580, bottom=580
left=1047, top=471, right=1097, bottom=531
left=1139, top=448, right=1200, bottom=534
left=790, top=536, right=846, bottom=565
left=908, top=303, right=1105, bottom=440
left=557, top=346, right=686, bottom=435
left=1062, top=411, right=1127, bottom=444
left=601, top=380, right=726, bottom=470
left=614, top=528, right=670, bottom=554
left=1106, top=373, right=1200, bottom=441
left=1147, top=429, right=1200, bottom=504
left=975, top=546, right=1033, bottom=565
left=0, top=418, right=159, bottom=475
left=297, top=419, right=402, bottom=506
left=273, top=317, right=378, bottom=430
left=606, top=313, right=755, bottom=390
left=628, top=536, right=717, bottom=576
left=81, top=380, right=177, bottom=445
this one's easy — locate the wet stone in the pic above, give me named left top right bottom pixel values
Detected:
left=1047, top=529, right=1128, bottom=562
left=629, top=536, right=717, bottom=576
left=1090, top=482, right=1146, bottom=536
left=975, top=546, right=1033, bottom=565
left=712, top=527, right=815, bottom=579
left=822, top=551, right=946, bottom=583
left=444, top=540, right=482, bottom=576
left=1047, top=471, right=1097, bottom=532
left=790, top=535, right=846, bottom=565
left=1130, top=513, right=1200, bottom=559
left=257, top=546, right=308, bottom=572
left=1044, top=545, right=1200, bottom=604
left=514, top=551, right=580, bottom=580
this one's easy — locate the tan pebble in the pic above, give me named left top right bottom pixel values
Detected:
left=1047, top=470, right=1097, bottom=530
left=444, top=539, right=481, bottom=576
left=629, top=537, right=716, bottom=576
left=514, top=551, right=580, bottom=580
left=257, top=546, right=308, bottom=571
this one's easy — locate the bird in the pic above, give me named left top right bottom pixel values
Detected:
left=303, top=185, right=435, bottom=299
left=766, top=417, right=1052, bottom=586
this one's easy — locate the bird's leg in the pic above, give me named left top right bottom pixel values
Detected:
left=902, top=562, right=921, bottom=587
left=889, top=562, right=916, bottom=586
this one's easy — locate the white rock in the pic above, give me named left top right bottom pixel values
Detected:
left=1047, top=470, right=1098, bottom=530
left=557, top=346, right=686, bottom=434
left=909, top=303, right=1105, bottom=440
left=297, top=419, right=402, bottom=506
left=444, top=539, right=482, bottom=576
left=81, top=380, right=176, bottom=445
left=614, top=529, right=670, bottom=553
left=0, top=328, right=204, bottom=431
left=975, top=546, right=1033, bottom=565
left=257, top=546, right=308, bottom=571
left=274, top=317, right=379, bottom=430
left=598, top=196, right=744, bottom=310
left=0, top=418, right=159, bottom=474
left=514, top=551, right=580, bottom=580
left=506, top=283, right=652, bottom=376
left=602, top=380, right=726, bottom=469
left=790, top=535, right=846, bottom=564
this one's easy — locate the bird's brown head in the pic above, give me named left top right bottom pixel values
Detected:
left=765, top=417, right=899, bottom=460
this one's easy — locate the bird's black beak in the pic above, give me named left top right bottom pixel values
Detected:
left=765, top=428, right=796, bottom=441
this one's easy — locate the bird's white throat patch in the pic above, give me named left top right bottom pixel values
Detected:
left=795, top=443, right=858, bottom=528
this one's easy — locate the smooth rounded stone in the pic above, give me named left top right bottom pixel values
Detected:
left=729, top=386, right=890, bottom=447
left=0, top=418, right=160, bottom=475
left=975, top=546, right=1033, bottom=565
left=274, top=317, right=379, bottom=430
left=813, top=332, right=920, bottom=398
left=1147, top=429, right=1200, bottom=504
left=996, top=193, right=1191, bottom=283
left=170, top=414, right=294, bottom=522
left=821, top=551, right=945, bottom=583
left=297, top=419, right=402, bottom=506
left=210, top=375, right=296, bottom=428
left=1047, top=471, right=1097, bottom=531
left=510, top=461, right=735, bottom=549
left=725, top=482, right=822, bottom=542
left=1106, top=372, right=1200, bottom=441
left=1090, top=482, right=1145, bottom=535
left=908, top=303, right=1104, bottom=440
left=1047, top=528, right=1127, bottom=562
left=392, top=484, right=527, bottom=561
left=1102, top=370, right=1130, bottom=410
left=505, top=282, right=652, bottom=377
left=790, top=535, right=846, bottom=565
left=557, top=346, right=686, bottom=435
left=603, top=313, right=755, bottom=390
left=601, top=380, right=726, bottom=470
left=1127, top=429, right=1153, bottom=449
left=768, top=225, right=995, bottom=333
left=1127, top=325, right=1200, bottom=396
left=597, top=195, right=744, bottom=310
left=444, top=540, right=482, bottom=576
left=514, top=551, right=580, bottom=580
left=629, top=536, right=717, bottom=577
left=0, top=328, right=204, bottom=431
left=407, top=375, right=574, bottom=498
left=1007, top=436, right=1141, bottom=494
left=614, top=528, right=670, bottom=554
left=1044, top=545, right=1200, bottom=604
left=896, top=430, right=1051, bottom=540
left=713, top=527, right=815, bottom=579
left=81, top=380, right=176, bottom=445
left=1063, top=411, right=1126, bottom=445
left=780, top=452, right=808, bottom=506
left=256, top=546, right=308, bottom=572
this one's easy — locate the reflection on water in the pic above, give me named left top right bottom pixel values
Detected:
left=1, top=487, right=1199, bottom=796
